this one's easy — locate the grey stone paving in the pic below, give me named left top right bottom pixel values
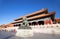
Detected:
left=0, top=31, right=60, bottom=39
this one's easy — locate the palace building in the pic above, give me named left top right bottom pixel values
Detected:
left=11, top=8, right=56, bottom=27
left=0, top=8, right=60, bottom=28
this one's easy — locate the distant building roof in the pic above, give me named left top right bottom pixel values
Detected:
left=55, top=18, right=60, bottom=23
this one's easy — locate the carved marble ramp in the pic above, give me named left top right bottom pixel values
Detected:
left=16, top=29, right=33, bottom=37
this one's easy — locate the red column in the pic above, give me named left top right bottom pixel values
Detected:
left=36, top=22, right=39, bottom=25
left=44, top=20, right=48, bottom=25
left=49, top=19, right=53, bottom=24
left=30, top=22, right=32, bottom=26
left=44, top=20, right=46, bottom=25
left=36, top=22, right=40, bottom=27
left=44, top=20, right=47, bottom=24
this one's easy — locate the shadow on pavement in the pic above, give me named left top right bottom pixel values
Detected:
left=3, top=35, right=14, bottom=39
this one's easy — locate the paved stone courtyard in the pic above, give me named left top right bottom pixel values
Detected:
left=0, top=31, right=60, bottom=39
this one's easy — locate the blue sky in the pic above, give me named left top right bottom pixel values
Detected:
left=0, top=0, right=60, bottom=24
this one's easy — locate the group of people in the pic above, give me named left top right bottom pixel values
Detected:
left=0, top=28, right=17, bottom=33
